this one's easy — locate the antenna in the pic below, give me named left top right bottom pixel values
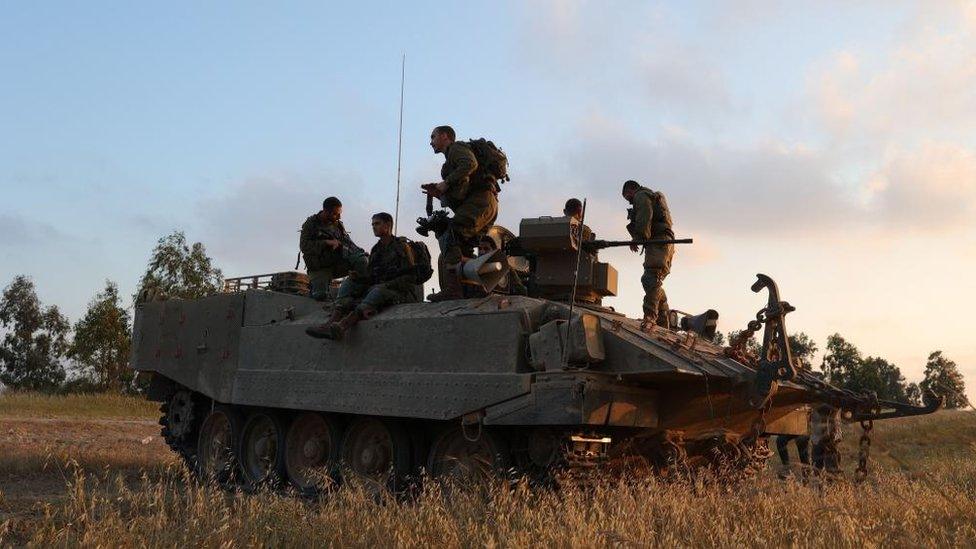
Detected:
left=394, top=54, right=405, bottom=234
left=563, top=198, right=587, bottom=367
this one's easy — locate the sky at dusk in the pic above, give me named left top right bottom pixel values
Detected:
left=2, top=1, right=974, bottom=395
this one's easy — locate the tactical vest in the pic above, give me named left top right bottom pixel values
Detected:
left=637, top=188, right=674, bottom=240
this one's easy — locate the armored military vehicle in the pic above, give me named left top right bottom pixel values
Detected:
left=131, top=216, right=939, bottom=491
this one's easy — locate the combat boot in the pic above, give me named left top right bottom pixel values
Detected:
left=427, top=268, right=463, bottom=302
left=324, top=309, right=367, bottom=341
left=304, top=307, right=348, bottom=339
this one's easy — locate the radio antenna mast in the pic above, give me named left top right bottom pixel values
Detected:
left=394, top=54, right=405, bottom=234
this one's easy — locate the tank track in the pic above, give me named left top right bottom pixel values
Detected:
left=159, top=391, right=200, bottom=471
left=151, top=388, right=768, bottom=492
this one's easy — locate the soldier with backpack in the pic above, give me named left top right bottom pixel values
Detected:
left=305, top=212, right=431, bottom=341
left=622, top=180, right=675, bottom=328
left=422, top=125, right=507, bottom=302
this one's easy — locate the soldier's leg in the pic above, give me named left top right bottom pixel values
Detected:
left=655, top=285, right=670, bottom=328
left=796, top=435, right=811, bottom=465
left=306, top=278, right=369, bottom=339
left=811, top=441, right=824, bottom=471
left=356, top=286, right=410, bottom=315
left=775, top=435, right=792, bottom=466
left=641, top=268, right=667, bottom=324
left=334, top=278, right=370, bottom=311
left=326, top=286, right=410, bottom=341
left=307, top=268, right=334, bottom=301
left=429, top=227, right=466, bottom=301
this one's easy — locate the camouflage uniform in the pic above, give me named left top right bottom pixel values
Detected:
left=626, top=186, right=674, bottom=326
left=810, top=404, right=842, bottom=473
left=300, top=214, right=368, bottom=300
left=438, top=141, right=499, bottom=266
left=334, top=237, right=421, bottom=314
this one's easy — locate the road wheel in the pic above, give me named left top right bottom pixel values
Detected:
left=284, top=412, right=341, bottom=494
left=428, top=427, right=510, bottom=484
left=196, top=405, right=242, bottom=484
left=340, top=417, right=412, bottom=493
left=239, top=411, right=288, bottom=488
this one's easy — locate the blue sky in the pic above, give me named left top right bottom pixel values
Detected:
left=2, top=1, right=974, bottom=392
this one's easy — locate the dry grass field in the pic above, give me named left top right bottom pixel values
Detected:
left=2, top=392, right=975, bottom=548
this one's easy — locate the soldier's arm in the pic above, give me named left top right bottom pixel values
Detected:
left=300, top=222, right=333, bottom=256
left=442, top=145, right=478, bottom=189
left=630, top=193, right=654, bottom=240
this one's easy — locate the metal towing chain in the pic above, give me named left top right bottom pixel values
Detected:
left=793, top=370, right=879, bottom=481
left=727, top=274, right=942, bottom=481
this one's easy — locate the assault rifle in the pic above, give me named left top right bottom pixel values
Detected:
left=583, top=237, right=693, bottom=252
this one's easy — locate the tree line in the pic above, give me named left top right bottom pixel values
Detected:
left=713, top=330, right=968, bottom=408
left=0, top=231, right=222, bottom=393
left=0, top=230, right=969, bottom=408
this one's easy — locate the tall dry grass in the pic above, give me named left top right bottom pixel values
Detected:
left=3, top=394, right=975, bottom=548
left=0, top=391, right=158, bottom=419
left=14, top=462, right=976, bottom=548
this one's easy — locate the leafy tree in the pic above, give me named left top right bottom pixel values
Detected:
left=820, top=333, right=911, bottom=400
left=0, top=275, right=70, bottom=391
left=906, top=382, right=922, bottom=406
left=920, top=351, right=968, bottom=409
left=820, top=333, right=861, bottom=387
left=852, top=356, right=908, bottom=402
left=135, top=231, right=223, bottom=303
left=68, top=281, right=133, bottom=392
left=788, top=332, right=818, bottom=370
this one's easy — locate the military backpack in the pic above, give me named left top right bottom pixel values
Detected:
left=466, top=138, right=510, bottom=190
left=404, top=238, right=434, bottom=283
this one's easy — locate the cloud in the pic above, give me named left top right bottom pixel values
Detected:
left=812, top=3, right=976, bottom=146
left=515, top=2, right=736, bottom=122
left=517, top=116, right=852, bottom=237
left=0, top=213, right=69, bottom=249
left=640, top=46, right=733, bottom=118
left=195, top=172, right=374, bottom=276
left=865, top=143, right=976, bottom=230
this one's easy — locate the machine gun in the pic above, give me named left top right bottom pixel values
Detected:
left=583, top=237, right=693, bottom=252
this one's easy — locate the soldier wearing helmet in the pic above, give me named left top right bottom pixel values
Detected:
left=621, top=180, right=674, bottom=328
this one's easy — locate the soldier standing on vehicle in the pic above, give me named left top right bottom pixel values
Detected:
left=621, top=180, right=674, bottom=328
left=421, top=125, right=499, bottom=302
left=306, top=212, right=421, bottom=340
left=564, top=198, right=583, bottom=221
left=299, top=197, right=369, bottom=301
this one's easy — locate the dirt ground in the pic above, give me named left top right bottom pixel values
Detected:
left=0, top=415, right=175, bottom=541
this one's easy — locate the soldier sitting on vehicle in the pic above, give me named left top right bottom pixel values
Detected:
left=305, top=212, right=421, bottom=341
left=462, top=235, right=527, bottom=298
left=299, top=196, right=369, bottom=301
